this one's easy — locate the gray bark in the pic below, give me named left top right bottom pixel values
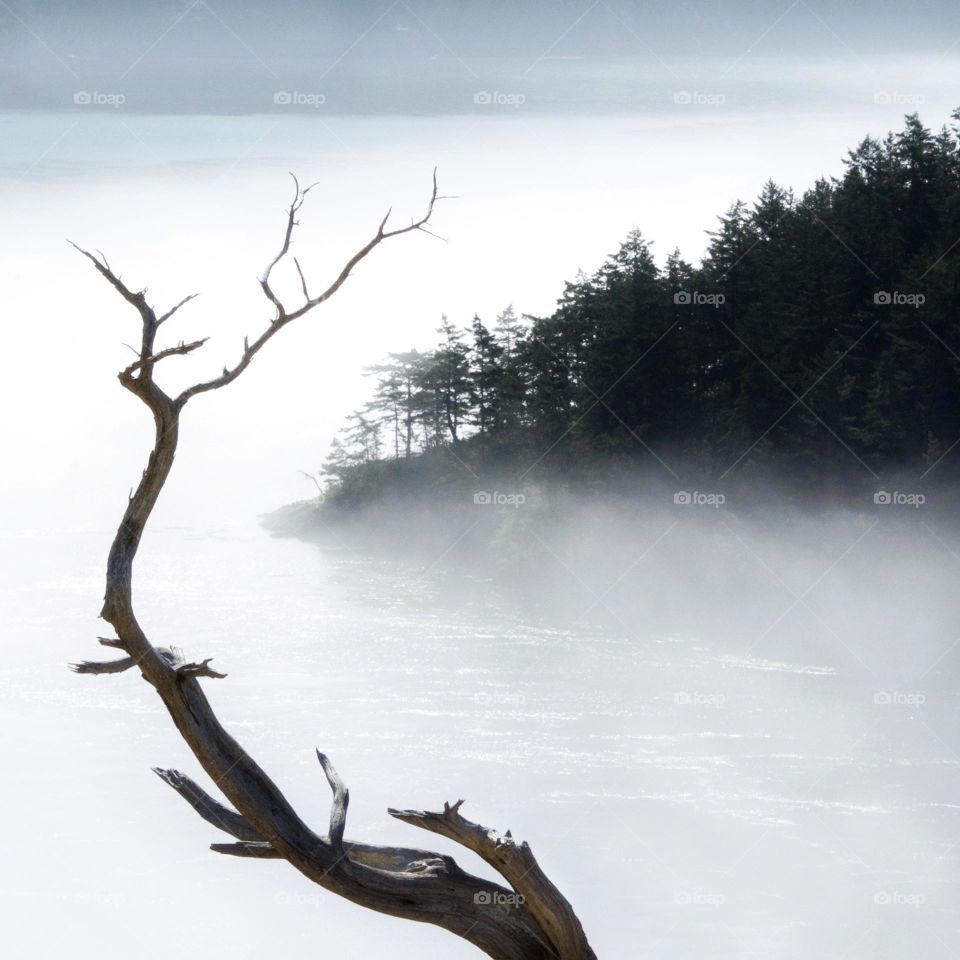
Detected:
left=69, top=174, right=597, bottom=960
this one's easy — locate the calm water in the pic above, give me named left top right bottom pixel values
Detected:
left=2, top=520, right=958, bottom=959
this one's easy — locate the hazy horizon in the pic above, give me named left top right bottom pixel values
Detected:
left=3, top=102, right=959, bottom=532
left=3, top=0, right=960, bottom=114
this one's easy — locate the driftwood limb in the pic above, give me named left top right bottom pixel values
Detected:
left=155, top=764, right=469, bottom=872
left=391, top=803, right=597, bottom=960
left=69, top=173, right=596, bottom=960
left=153, top=767, right=263, bottom=841
left=173, top=168, right=441, bottom=408
left=175, top=657, right=227, bottom=681
left=124, top=337, right=209, bottom=375
left=69, top=656, right=135, bottom=675
left=158, top=293, right=199, bottom=325
left=316, top=750, right=349, bottom=851
left=211, top=840, right=281, bottom=858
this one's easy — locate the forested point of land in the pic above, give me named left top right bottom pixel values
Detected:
left=285, top=112, right=960, bottom=524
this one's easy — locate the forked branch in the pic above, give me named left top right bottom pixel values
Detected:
left=69, top=173, right=596, bottom=960
left=174, top=168, right=441, bottom=408
left=123, top=337, right=209, bottom=376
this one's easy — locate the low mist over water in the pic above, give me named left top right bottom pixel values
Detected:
left=4, top=503, right=960, bottom=958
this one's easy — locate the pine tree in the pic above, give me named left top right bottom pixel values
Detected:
left=427, top=316, right=473, bottom=445
left=469, top=314, right=504, bottom=443
left=323, top=113, right=960, bottom=492
left=366, top=351, right=427, bottom=458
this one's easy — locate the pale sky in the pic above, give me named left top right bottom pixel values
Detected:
left=2, top=0, right=958, bottom=113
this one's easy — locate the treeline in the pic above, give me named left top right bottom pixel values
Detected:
left=323, top=112, right=960, bottom=499
left=324, top=310, right=529, bottom=472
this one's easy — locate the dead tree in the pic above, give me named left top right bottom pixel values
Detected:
left=69, top=173, right=597, bottom=960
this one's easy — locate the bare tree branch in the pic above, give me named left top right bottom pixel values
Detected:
left=316, top=750, right=349, bottom=851
left=212, top=840, right=281, bottom=858
left=67, top=240, right=151, bottom=317
left=174, top=168, right=441, bottom=408
left=300, top=470, right=324, bottom=496
left=124, top=337, right=209, bottom=375
left=153, top=767, right=264, bottom=841
left=391, top=802, right=597, bottom=960
left=69, top=656, right=136, bottom=675
left=68, top=172, right=596, bottom=960
left=175, top=657, right=227, bottom=681
left=159, top=765, right=543, bottom=890
left=293, top=256, right=310, bottom=300
left=259, top=173, right=320, bottom=318
left=209, top=840, right=461, bottom=873
left=158, top=293, right=199, bottom=325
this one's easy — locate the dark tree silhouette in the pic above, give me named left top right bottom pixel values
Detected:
left=329, top=113, right=960, bottom=495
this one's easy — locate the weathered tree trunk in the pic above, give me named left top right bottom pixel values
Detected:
left=70, top=174, right=597, bottom=960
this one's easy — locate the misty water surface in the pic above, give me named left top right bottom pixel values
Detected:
left=2, top=506, right=958, bottom=959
